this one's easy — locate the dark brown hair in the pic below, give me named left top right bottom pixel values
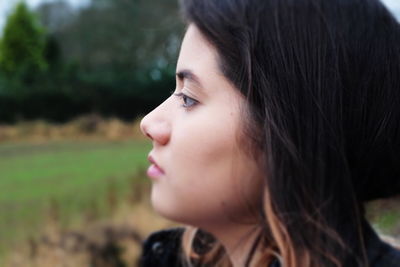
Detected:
left=179, top=0, right=400, bottom=266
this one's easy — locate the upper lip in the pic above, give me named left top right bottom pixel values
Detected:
left=148, top=154, right=165, bottom=173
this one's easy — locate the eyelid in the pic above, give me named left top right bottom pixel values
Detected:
left=175, top=74, right=203, bottom=94
left=171, top=87, right=199, bottom=100
left=173, top=92, right=199, bottom=109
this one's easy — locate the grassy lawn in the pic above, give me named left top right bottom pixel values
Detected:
left=0, top=138, right=398, bottom=264
left=0, top=139, right=151, bottom=257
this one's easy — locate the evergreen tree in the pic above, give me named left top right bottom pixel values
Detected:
left=0, top=2, right=48, bottom=77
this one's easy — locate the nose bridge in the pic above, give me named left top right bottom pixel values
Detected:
left=140, top=97, right=172, bottom=144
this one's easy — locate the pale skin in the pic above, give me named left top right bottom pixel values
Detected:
left=140, top=25, right=264, bottom=267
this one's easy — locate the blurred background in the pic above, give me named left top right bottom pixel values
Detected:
left=0, top=0, right=398, bottom=266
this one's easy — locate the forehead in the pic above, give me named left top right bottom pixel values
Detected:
left=176, top=25, right=222, bottom=82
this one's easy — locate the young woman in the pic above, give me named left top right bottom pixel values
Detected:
left=139, top=0, right=400, bottom=266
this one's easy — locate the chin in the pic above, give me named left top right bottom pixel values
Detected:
left=150, top=189, right=180, bottom=221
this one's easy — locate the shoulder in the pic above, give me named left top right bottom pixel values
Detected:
left=139, top=227, right=280, bottom=267
left=138, top=227, right=185, bottom=267
left=138, top=226, right=400, bottom=267
left=366, top=225, right=400, bottom=267
left=371, top=242, right=400, bottom=267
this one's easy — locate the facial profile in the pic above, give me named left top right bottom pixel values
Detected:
left=139, top=0, right=400, bottom=266
left=140, top=25, right=263, bottom=230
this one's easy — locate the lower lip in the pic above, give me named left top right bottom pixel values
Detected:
left=147, top=164, right=165, bottom=179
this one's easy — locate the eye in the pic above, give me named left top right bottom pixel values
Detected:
left=173, top=92, right=199, bottom=109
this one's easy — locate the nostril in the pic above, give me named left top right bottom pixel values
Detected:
left=140, top=118, right=155, bottom=141
left=141, top=124, right=153, bottom=140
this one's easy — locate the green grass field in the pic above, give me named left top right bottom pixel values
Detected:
left=0, top=138, right=398, bottom=264
left=0, top=140, right=151, bottom=258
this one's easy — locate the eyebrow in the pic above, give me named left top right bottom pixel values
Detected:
left=176, top=69, right=204, bottom=88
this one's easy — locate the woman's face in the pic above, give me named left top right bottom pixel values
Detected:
left=140, top=25, right=263, bottom=228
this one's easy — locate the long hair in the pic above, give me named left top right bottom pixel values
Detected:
left=178, top=0, right=400, bottom=266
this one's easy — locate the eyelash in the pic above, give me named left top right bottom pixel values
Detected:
left=173, top=92, right=199, bottom=109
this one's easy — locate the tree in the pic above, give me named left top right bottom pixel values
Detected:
left=48, top=0, right=183, bottom=74
left=0, top=2, right=48, bottom=77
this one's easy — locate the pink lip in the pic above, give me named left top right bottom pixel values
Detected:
left=147, top=155, right=165, bottom=179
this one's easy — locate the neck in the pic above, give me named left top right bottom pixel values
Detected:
left=206, top=223, right=262, bottom=267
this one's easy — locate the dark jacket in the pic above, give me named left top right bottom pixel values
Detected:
left=139, top=225, right=400, bottom=267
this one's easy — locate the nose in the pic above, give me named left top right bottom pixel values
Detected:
left=140, top=101, right=171, bottom=146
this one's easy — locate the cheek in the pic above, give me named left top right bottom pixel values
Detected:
left=151, top=126, right=238, bottom=225
left=151, top=114, right=263, bottom=226
left=171, top=110, right=238, bottom=187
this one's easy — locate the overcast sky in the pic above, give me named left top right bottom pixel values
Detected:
left=0, top=0, right=399, bottom=33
